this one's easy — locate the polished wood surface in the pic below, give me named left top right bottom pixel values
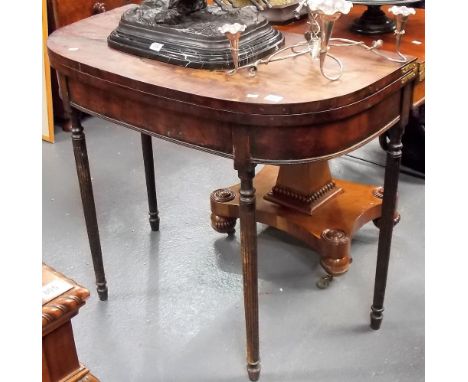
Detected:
left=47, top=0, right=142, bottom=130
left=211, top=165, right=386, bottom=276
left=48, top=5, right=416, bottom=163
left=278, top=4, right=425, bottom=107
left=265, top=162, right=343, bottom=215
left=47, top=6, right=411, bottom=112
left=47, top=7, right=416, bottom=379
left=49, top=0, right=140, bottom=29
left=42, top=264, right=99, bottom=382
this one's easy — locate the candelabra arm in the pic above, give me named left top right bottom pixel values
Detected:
left=219, top=1, right=416, bottom=80
left=319, top=53, right=343, bottom=81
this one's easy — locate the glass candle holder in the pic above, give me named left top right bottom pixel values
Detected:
left=219, top=23, right=247, bottom=75
left=306, top=0, right=353, bottom=80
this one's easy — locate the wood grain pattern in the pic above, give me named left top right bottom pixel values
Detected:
left=47, top=6, right=416, bottom=163
left=47, top=6, right=415, bottom=115
left=210, top=165, right=386, bottom=276
left=233, top=127, right=260, bottom=381
left=265, top=162, right=342, bottom=215
left=47, top=0, right=141, bottom=129
left=278, top=4, right=425, bottom=107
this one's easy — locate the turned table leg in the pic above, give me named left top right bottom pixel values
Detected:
left=370, top=84, right=411, bottom=329
left=238, top=163, right=260, bottom=381
left=70, top=108, right=108, bottom=301
left=141, top=133, right=160, bottom=231
left=233, top=128, right=260, bottom=381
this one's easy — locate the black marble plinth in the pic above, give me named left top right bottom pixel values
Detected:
left=108, top=5, right=285, bottom=70
left=351, top=5, right=395, bottom=35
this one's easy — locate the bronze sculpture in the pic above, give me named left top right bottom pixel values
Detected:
left=131, top=0, right=207, bottom=25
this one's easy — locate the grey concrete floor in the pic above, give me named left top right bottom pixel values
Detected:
left=43, top=117, right=424, bottom=382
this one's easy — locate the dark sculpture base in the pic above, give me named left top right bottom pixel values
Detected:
left=108, top=5, right=284, bottom=70
left=351, top=5, right=395, bottom=35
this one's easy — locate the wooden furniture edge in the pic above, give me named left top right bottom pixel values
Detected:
left=42, top=264, right=90, bottom=335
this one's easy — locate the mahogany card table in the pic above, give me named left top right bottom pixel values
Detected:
left=47, top=5, right=417, bottom=380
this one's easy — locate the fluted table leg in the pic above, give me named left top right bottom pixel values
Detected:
left=238, top=163, right=260, bottom=381
left=70, top=108, right=108, bottom=301
left=371, top=84, right=412, bottom=329
left=141, top=133, right=160, bottom=231
left=234, top=127, right=260, bottom=381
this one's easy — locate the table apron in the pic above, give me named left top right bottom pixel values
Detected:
left=65, top=73, right=402, bottom=163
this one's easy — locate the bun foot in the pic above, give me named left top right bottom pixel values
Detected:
left=247, top=362, right=261, bottom=381
left=320, top=229, right=351, bottom=276
left=97, top=284, right=108, bottom=301
left=370, top=306, right=383, bottom=330
left=211, top=213, right=236, bottom=234
left=210, top=189, right=237, bottom=234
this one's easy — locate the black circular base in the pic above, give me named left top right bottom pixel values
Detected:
left=351, top=5, right=395, bottom=35
left=108, top=5, right=284, bottom=70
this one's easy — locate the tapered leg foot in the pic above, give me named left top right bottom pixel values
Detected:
left=141, top=133, right=160, bottom=232
left=97, top=283, right=108, bottom=301
left=149, top=212, right=160, bottom=232
left=247, top=361, right=261, bottom=381
left=370, top=306, right=384, bottom=330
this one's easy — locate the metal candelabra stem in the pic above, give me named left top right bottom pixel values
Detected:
left=220, top=4, right=415, bottom=80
